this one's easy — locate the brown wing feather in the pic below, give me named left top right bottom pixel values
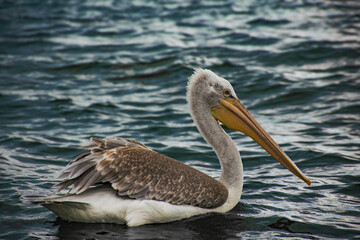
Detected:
left=56, top=137, right=228, bottom=209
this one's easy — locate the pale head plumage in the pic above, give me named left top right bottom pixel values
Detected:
left=187, top=68, right=238, bottom=110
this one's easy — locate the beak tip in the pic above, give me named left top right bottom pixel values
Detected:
left=305, top=178, right=311, bottom=186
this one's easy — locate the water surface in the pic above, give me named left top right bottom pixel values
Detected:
left=1, top=0, right=359, bottom=239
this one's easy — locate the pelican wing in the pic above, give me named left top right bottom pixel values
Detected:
left=56, top=137, right=228, bottom=209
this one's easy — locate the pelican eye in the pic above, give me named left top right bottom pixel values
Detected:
left=223, top=89, right=231, bottom=97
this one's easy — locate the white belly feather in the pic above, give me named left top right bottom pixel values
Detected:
left=42, top=185, right=240, bottom=227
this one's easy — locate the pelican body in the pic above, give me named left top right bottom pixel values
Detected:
left=36, top=69, right=310, bottom=227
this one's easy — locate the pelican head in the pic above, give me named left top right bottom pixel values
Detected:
left=187, top=68, right=311, bottom=186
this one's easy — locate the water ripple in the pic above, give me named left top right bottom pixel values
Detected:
left=1, top=0, right=359, bottom=239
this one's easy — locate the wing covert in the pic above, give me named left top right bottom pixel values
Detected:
left=56, top=137, right=228, bottom=209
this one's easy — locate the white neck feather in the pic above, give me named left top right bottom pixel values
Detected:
left=189, top=101, right=243, bottom=193
left=186, top=68, right=244, bottom=208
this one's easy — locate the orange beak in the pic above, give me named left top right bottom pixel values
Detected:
left=211, top=97, right=311, bottom=186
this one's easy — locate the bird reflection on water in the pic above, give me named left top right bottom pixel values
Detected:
left=52, top=204, right=247, bottom=240
left=48, top=207, right=314, bottom=239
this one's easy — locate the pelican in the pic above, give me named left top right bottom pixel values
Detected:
left=35, top=69, right=311, bottom=227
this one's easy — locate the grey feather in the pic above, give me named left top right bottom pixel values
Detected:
left=78, top=171, right=102, bottom=193
left=53, top=137, right=228, bottom=209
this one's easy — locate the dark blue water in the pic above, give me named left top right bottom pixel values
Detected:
left=1, top=0, right=359, bottom=239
